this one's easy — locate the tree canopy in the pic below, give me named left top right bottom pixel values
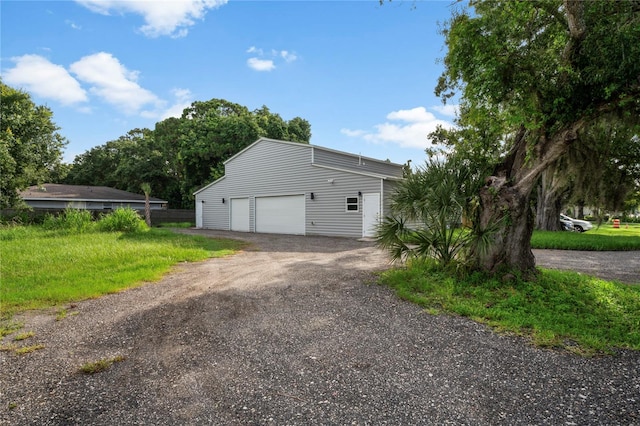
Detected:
left=65, top=99, right=311, bottom=208
left=431, top=0, right=640, bottom=274
left=0, top=81, right=68, bottom=209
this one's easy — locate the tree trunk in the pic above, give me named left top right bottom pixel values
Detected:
left=470, top=122, right=583, bottom=276
left=534, top=167, right=567, bottom=231
left=144, top=194, right=151, bottom=227
left=536, top=187, right=563, bottom=230
left=472, top=175, right=536, bottom=276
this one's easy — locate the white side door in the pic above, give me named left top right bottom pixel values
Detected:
left=195, top=200, right=203, bottom=228
left=362, top=193, right=381, bottom=237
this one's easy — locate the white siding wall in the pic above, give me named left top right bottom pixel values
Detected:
left=382, top=180, right=399, bottom=217
left=313, top=148, right=403, bottom=178
left=198, top=177, right=231, bottom=230
left=195, top=140, right=388, bottom=237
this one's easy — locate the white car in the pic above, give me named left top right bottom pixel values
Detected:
left=560, top=214, right=593, bottom=232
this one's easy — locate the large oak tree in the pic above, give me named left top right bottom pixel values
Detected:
left=1, top=82, right=68, bottom=209
left=435, top=0, right=640, bottom=274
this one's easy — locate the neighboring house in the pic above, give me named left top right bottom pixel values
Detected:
left=193, top=138, right=404, bottom=238
left=20, top=184, right=168, bottom=211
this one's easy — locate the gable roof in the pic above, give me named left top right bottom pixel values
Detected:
left=20, top=184, right=167, bottom=203
left=225, top=137, right=404, bottom=168
left=193, top=138, right=404, bottom=196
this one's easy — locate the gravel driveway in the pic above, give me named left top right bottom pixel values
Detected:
left=1, top=230, right=639, bottom=425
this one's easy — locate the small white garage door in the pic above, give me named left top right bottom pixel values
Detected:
left=255, top=195, right=305, bottom=235
left=230, top=198, right=250, bottom=232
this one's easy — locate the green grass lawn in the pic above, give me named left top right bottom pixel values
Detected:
left=380, top=222, right=640, bottom=355
left=531, top=223, right=640, bottom=250
left=379, top=260, right=640, bottom=355
left=0, top=226, right=245, bottom=314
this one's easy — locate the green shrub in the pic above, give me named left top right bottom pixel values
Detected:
left=41, top=208, right=94, bottom=233
left=377, top=155, right=486, bottom=267
left=0, top=211, right=31, bottom=226
left=97, top=208, right=148, bottom=233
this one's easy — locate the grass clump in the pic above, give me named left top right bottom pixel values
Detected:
left=531, top=224, right=640, bottom=251
left=80, top=355, right=125, bottom=374
left=0, top=319, right=23, bottom=338
left=14, top=344, right=45, bottom=355
left=55, top=308, right=68, bottom=321
left=13, top=331, right=35, bottom=341
left=379, top=260, right=640, bottom=355
left=0, top=226, right=244, bottom=314
left=0, top=343, right=18, bottom=352
left=42, top=208, right=94, bottom=233
left=96, top=208, right=148, bottom=233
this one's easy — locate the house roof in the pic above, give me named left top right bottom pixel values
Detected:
left=20, top=184, right=167, bottom=203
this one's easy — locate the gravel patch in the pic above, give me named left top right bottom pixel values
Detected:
left=1, top=230, right=639, bottom=425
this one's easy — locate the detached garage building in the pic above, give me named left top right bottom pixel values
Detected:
left=193, top=138, right=404, bottom=238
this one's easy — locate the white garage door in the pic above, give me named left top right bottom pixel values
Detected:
left=255, top=195, right=305, bottom=235
left=230, top=198, right=250, bottom=232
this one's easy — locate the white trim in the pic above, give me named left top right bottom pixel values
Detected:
left=380, top=180, right=384, bottom=216
left=193, top=175, right=226, bottom=196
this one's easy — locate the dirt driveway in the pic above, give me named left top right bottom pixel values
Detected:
left=1, top=231, right=639, bottom=425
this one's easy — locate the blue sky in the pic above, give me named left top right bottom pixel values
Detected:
left=1, top=0, right=459, bottom=167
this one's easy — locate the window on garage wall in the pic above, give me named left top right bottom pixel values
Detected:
left=346, top=196, right=359, bottom=212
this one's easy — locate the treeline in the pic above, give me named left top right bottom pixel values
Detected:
left=1, top=82, right=70, bottom=209
left=63, top=99, right=311, bottom=208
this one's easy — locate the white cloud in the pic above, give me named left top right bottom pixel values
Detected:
left=70, top=52, right=160, bottom=114
left=75, top=0, right=228, bottom=38
left=3, top=54, right=88, bottom=105
left=387, top=106, right=435, bottom=123
left=341, top=106, right=455, bottom=150
left=246, top=46, right=297, bottom=71
left=280, top=50, right=298, bottom=63
left=4, top=52, right=185, bottom=119
left=65, top=19, right=82, bottom=30
left=341, top=129, right=367, bottom=138
left=247, top=57, right=275, bottom=72
left=431, top=104, right=459, bottom=118
left=159, top=88, right=194, bottom=120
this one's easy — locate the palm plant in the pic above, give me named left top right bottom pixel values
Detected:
left=377, top=155, right=486, bottom=268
